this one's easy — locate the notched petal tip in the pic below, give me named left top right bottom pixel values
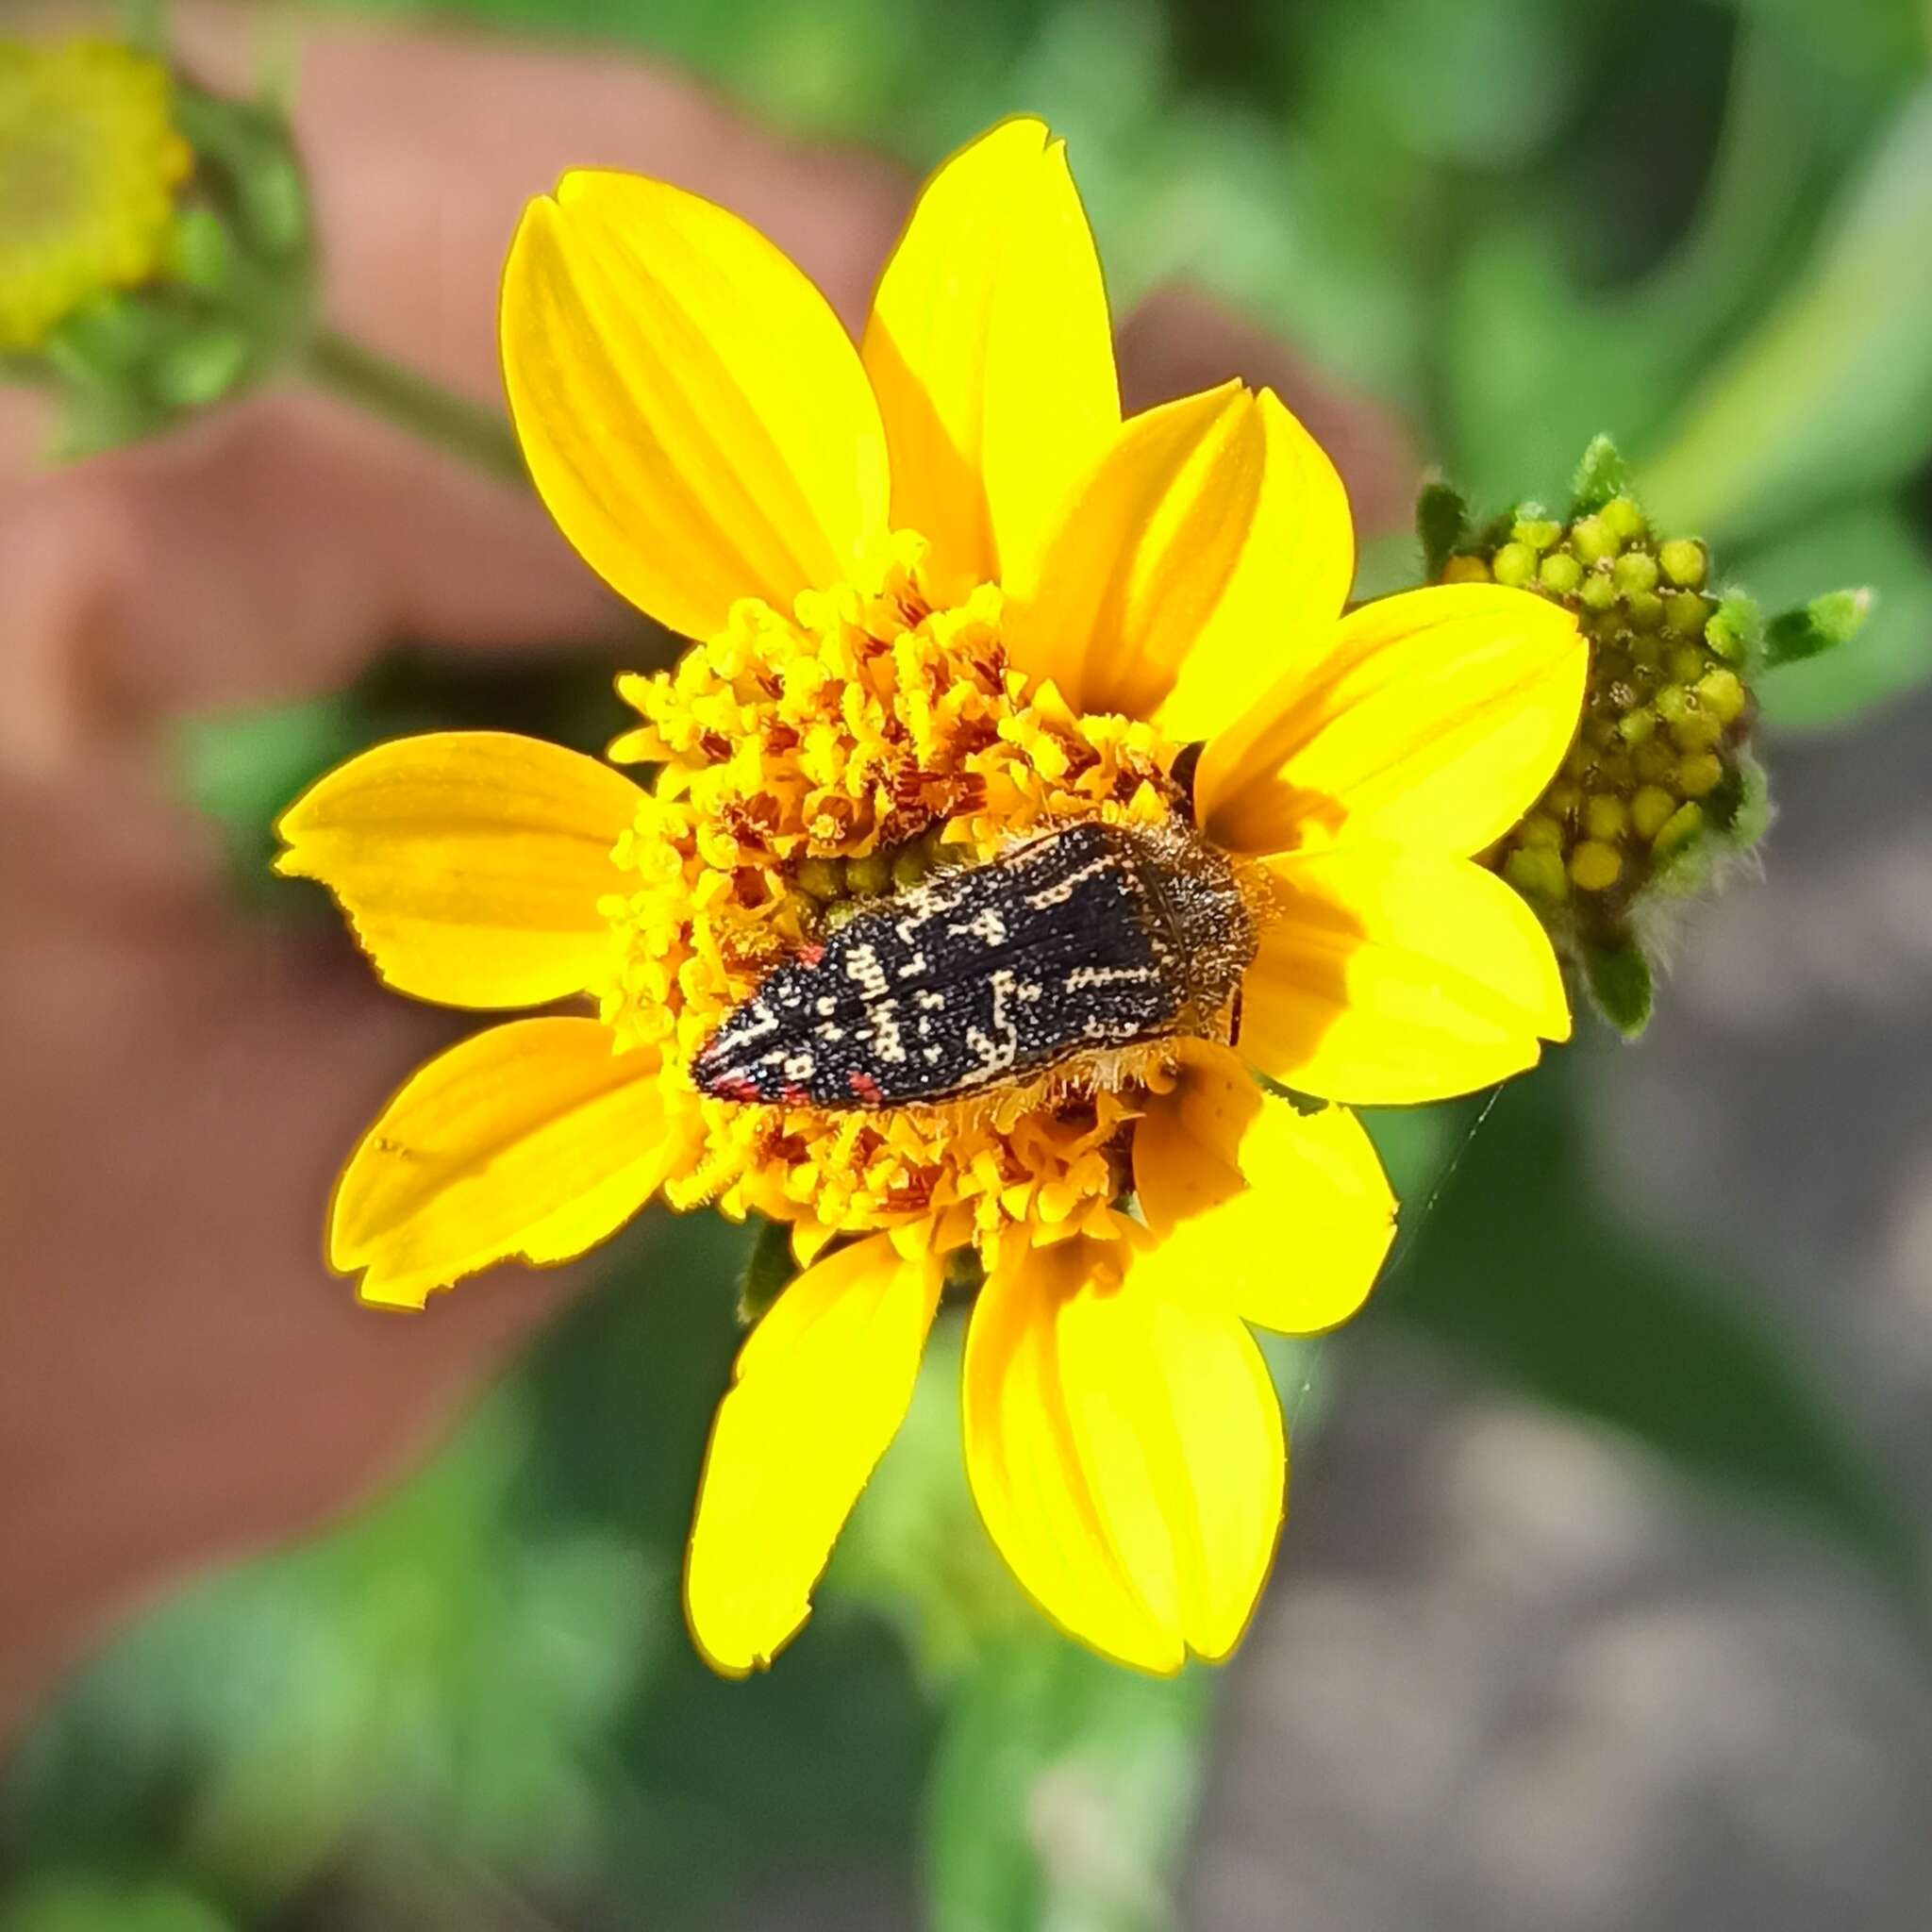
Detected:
left=349, top=1271, right=433, bottom=1314
left=326, top=1017, right=672, bottom=1309
left=275, top=732, right=641, bottom=1010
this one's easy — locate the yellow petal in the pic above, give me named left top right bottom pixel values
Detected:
left=1195, top=583, right=1587, bottom=858
left=1006, top=383, right=1352, bottom=724
left=963, top=1240, right=1284, bottom=1670
left=503, top=173, right=890, bottom=640
left=686, top=1235, right=941, bottom=1674
left=275, top=732, right=641, bottom=1009
left=1133, top=1043, right=1395, bottom=1334
left=1238, top=842, right=1572, bottom=1106
left=330, top=1018, right=675, bottom=1309
left=862, top=116, right=1118, bottom=602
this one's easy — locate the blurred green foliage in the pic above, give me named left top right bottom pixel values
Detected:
left=9, top=0, right=1932, bottom=1924
left=924, top=1641, right=1212, bottom=1932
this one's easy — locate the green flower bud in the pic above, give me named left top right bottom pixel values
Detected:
left=1658, top=539, right=1707, bottom=589
left=1421, top=436, right=1864, bottom=1039
left=1492, top=541, right=1537, bottom=588
left=1655, top=801, right=1703, bottom=857
left=1571, top=515, right=1617, bottom=565
left=1423, top=437, right=1774, bottom=1038
left=1664, top=590, right=1711, bottom=636
left=1600, top=495, right=1645, bottom=542
left=1538, top=551, right=1583, bottom=595
left=891, top=842, right=934, bottom=891
left=1584, top=795, right=1628, bottom=842
left=1612, top=549, right=1658, bottom=594
left=1569, top=841, right=1623, bottom=891
left=1676, top=751, right=1724, bottom=797
left=1630, top=786, right=1676, bottom=840
left=1505, top=844, right=1570, bottom=902
left=794, top=856, right=842, bottom=899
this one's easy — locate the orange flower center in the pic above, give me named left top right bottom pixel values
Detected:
left=592, top=532, right=1210, bottom=1260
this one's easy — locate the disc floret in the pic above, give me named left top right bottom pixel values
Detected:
left=594, top=532, right=1209, bottom=1260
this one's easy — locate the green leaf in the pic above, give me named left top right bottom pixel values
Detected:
left=1414, top=476, right=1471, bottom=579
left=1735, top=504, right=1932, bottom=729
left=172, top=692, right=364, bottom=910
left=924, top=1638, right=1213, bottom=1932
left=1389, top=1062, right=1928, bottom=1636
left=0, top=1881, right=232, bottom=1932
left=150, top=325, right=252, bottom=410
left=1641, top=80, right=1932, bottom=539
left=736, top=1214, right=798, bottom=1326
left=2, top=1241, right=688, bottom=1909
left=1569, top=433, right=1634, bottom=515
left=3, top=1215, right=939, bottom=1928
left=1700, top=587, right=1765, bottom=669
left=1583, top=940, right=1654, bottom=1038
left=1764, top=587, right=1875, bottom=669
left=508, top=1212, right=940, bottom=1913
left=829, top=1314, right=1032, bottom=1682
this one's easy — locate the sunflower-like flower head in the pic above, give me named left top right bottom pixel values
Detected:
left=0, top=39, right=190, bottom=352
left=2, top=36, right=313, bottom=449
left=280, top=121, right=1587, bottom=1675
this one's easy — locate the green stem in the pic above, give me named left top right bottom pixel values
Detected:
left=303, top=327, right=527, bottom=490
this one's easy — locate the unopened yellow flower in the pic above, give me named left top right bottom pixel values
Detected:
left=0, top=40, right=191, bottom=352
left=280, top=119, right=1585, bottom=1675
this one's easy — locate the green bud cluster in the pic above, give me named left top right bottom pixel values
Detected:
left=1415, top=437, right=1844, bottom=1036
left=1441, top=498, right=1754, bottom=917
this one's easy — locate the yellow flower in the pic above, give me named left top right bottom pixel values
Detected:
left=0, top=40, right=191, bottom=352
left=279, top=119, right=1585, bottom=1675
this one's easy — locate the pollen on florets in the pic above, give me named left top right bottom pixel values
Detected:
left=592, top=532, right=1200, bottom=1263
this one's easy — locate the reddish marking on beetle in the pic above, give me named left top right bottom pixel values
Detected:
left=779, top=1082, right=809, bottom=1105
left=847, top=1070, right=885, bottom=1104
left=709, top=1074, right=763, bottom=1103
left=795, top=941, right=826, bottom=967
